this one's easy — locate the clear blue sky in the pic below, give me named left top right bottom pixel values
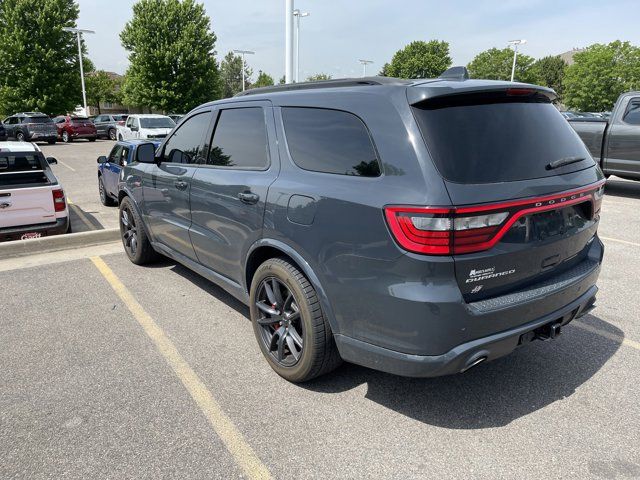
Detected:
left=77, top=0, right=638, bottom=79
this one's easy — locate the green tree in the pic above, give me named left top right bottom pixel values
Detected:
left=564, top=41, right=640, bottom=111
left=381, top=40, right=451, bottom=79
left=253, top=71, right=274, bottom=88
left=120, top=0, right=220, bottom=113
left=306, top=73, right=332, bottom=81
left=86, top=71, right=122, bottom=114
left=278, top=75, right=286, bottom=85
left=219, top=51, right=253, bottom=97
left=0, top=0, right=83, bottom=115
left=529, top=55, right=566, bottom=101
left=467, top=47, right=535, bottom=82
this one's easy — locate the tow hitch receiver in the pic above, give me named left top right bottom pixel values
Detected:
left=534, top=322, right=562, bottom=341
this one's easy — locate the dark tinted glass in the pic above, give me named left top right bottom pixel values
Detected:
left=281, top=108, right=380, bottom=177
left=25, top=116, right=52, bottom=124
left=71, top=117, right=89, bottom=124
left=623, top=101, right=640, bottom=125
left=140, top=117, right=175, bottom=129
left=163, top=112, right=211, bottom=164
left=0, top=154, right=43, bottom=173
left=412, top=93, right=594, bottom=183
left=207, top=108, right=268, bottom=169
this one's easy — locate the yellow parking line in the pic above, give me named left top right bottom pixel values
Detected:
left=90, top=256, right=272, bottom=480
left=574, top=320, right=640, bottom=352
left=600, top=236, right=640, bottom=248
left=66, top=197, right=95, bottom=230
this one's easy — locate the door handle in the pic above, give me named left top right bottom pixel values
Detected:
left=238, top=191, right=260, bottom=204
left=174, top=180, right=188, bottom=190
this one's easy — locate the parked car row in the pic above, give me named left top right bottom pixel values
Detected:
left=1, top=112, right=180, bottom=144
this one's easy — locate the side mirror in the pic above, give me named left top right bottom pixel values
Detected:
left=46, top=157, right=58, bottom=165
left=97, top=155, right=107, bottom=164
left=135, top=142, right=157, bottom=164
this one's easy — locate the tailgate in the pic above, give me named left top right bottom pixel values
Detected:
left=0, top=186, right=55, bottom=228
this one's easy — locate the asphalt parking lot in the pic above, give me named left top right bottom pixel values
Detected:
left=1, top=142, right=639, bottom=479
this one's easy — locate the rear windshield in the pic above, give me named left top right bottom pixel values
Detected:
left=140, top=117, right=175, bottom=129
left=71, top=117, right=90, bottom=124
left=0, top=154, right=44, bottom=173
left=412, top=92, right=594, bottom=183
left=114, top=114, right=128, bottom=121
left=24, top=116, right=52, bottom=124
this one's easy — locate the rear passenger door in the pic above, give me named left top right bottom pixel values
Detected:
left=189, top=101, right=279, bottom=284
left=606, top=96, right=640, bottom=177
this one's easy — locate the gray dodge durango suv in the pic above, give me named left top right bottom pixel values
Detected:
left=117, top=68, right=605, bottom=382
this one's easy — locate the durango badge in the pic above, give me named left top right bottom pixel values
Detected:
left=466, top=267, right=516, bottom=283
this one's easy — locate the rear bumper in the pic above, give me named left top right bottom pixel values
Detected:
left=69, top=131, right=97, bottom=139
left=335, top=284, right=598, bottom=377
left=0, top=217, right=69, bottom=241
left=28, top=132, right=58, bottom=141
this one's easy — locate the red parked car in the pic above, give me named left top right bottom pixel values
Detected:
left=53, top=116, right=98, bottom=143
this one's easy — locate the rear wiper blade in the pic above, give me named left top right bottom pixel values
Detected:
left=546, top=156, right=585, bottom=170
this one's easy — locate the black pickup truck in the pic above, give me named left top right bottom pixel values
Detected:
left=569, top=91, right=640, bottom=180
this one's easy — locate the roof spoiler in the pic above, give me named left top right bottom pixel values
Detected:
left=438, top=66, right=469, bottom=81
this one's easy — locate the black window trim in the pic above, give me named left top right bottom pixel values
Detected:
left=622, top=97, right=640, bottom=126
left=199, top=105, right=272, bottom=172
left=279, top=106, right=384, bottom=179
left=158, top=109, right=212, bottom=166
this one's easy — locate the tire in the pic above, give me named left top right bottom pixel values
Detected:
left=48, top=140, right=56, bottom=145
left=98, top=176, right=116, bottom=206
left=66, top=220, right=72, bottom=234
left=250, top=258, right=342, bottom=382
left=108, top=128, right=117, bottom=141
left=62, top=131, right=71, bottom=143
left=16, top=131, right=25, bottom=142
left=119, top=196, right=158, bottom=265
left=117, top=133, right=123, bottom=141
left=89, top=137, right=96, bottom=142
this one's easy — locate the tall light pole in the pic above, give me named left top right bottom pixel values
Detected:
left=293, top=9, right=309, bottom=83
left=359, top=59, right=374, bottom=77
left=508, top=39, right=527, bottom=82
left=285, top=0, right=294, bottom=83
left=233, top=49, right=255, bottom=91
left=63, top=27, right=95, bottom=116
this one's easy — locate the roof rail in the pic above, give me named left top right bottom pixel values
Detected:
left=438, top=66, right=470, bottom=81
left=235, top=76, right=411, bottom=97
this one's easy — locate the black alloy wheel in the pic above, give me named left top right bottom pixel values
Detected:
left=120, top=204, right=138, bottom=258
left=255, top=277, right=304, bottom=366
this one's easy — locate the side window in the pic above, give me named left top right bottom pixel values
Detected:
left=126, top=117, right=133, bottom=128
left=95, top=115, right=105, bottom=123
left=9, top=117, right=19, bottom=125
left=132, top=118, right=139, bottom=129
left=623, top=100, right=640, bottom=125
left=120, top=146, right=130, bottom=166
left=108, top=145, right=123, bottom=163
left=281, top=107, right=381, bottom=177
left=162, top=111, right=211, bottom=164
left=207, top=107, right=268, bottom=169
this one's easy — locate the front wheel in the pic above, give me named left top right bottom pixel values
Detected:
left=98, top=176, right=116, bottom=206
left=250, top=258, right=342, bottom=382
left=119, top=197, right=158, bottom=265
left=62, top=131, right=71, bottom=143
left=16, top=131, right=25, bottom=141
left=108, top=128, right=117, bottom=141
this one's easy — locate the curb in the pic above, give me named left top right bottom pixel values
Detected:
left=0, top=228, right=120, bottom=260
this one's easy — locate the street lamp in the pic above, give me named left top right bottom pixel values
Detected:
left=233, top=49, right=255, bottom=91
left=358, top=59, right=374, bottom=77
left=293, top=9, right=310, bottom=83
left=507, top=39, right=527, bottom=82
left=63, top=27, right=95, bottom=116
left=285, top=0, right=294, bottom=83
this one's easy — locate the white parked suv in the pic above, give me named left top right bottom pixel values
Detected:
left=116, top=114, right=175, bottom=141
left=0, top=142, right=70, bottom=241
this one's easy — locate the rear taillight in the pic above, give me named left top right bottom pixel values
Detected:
left=52, top=189, right=66, bottom=212
left=385, top=181, right=606, bottom=256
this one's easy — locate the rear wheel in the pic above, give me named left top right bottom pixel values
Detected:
left=108, top=128, right=117, bottom=141
left=250, top=258, right=342, bottom=382
left=16, top=131, right=25, bottom=141
left=62, top=131, right=71, bottom=143
left=98, top=176, right=116, bottom=206
left=119, top=197, right=158, bottom=265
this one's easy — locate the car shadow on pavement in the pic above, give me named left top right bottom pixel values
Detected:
left=68, top=204, right=104, bottom=233
left=302, top=314, right=622, bottom=429
left=605, top=178, right=640, bottom=200
left=153, top=259, right=622, bottom=430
